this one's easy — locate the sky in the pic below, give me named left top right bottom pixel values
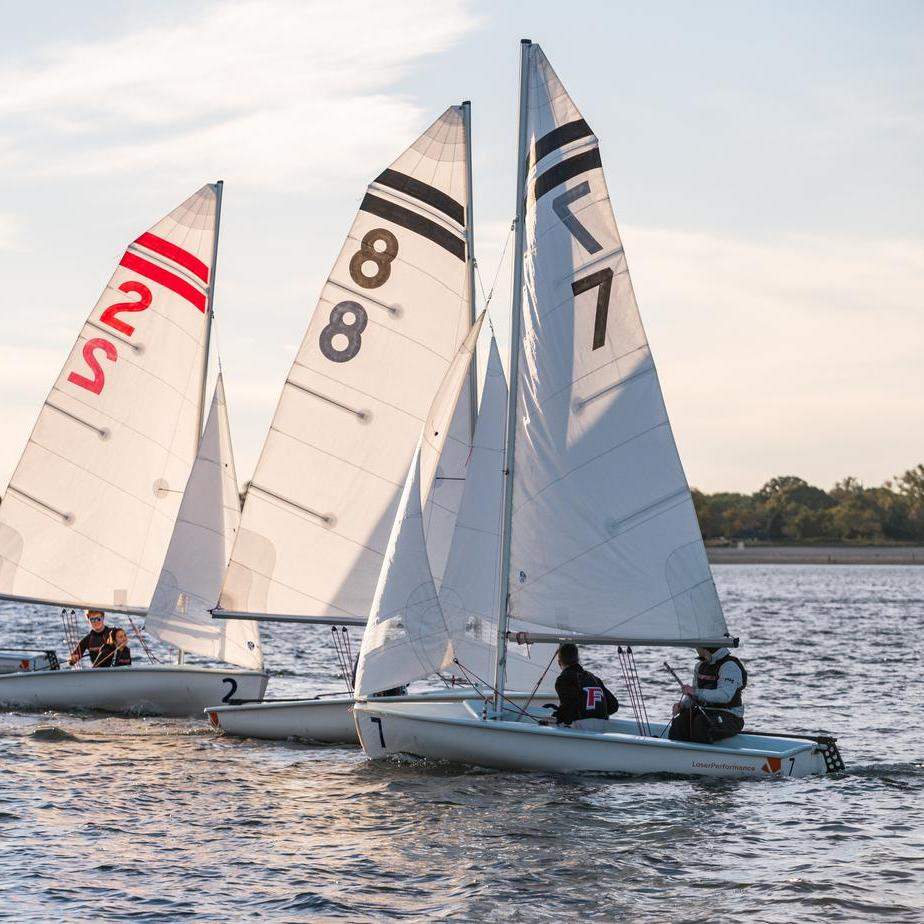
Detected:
left=0, top=0, right=921, bottom=494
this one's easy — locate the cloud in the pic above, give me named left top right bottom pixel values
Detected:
left=623, top=226, right=924, bottom=491
left=0, top=214, right=20, bottom=250
left=0, top=0, right=478, bottom=189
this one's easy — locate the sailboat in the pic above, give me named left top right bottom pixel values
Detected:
left=352, top=41, right=844, bottom=778
left=206, top=105, right=482, bottom=743
left=0, top=185, right=268, bottom=715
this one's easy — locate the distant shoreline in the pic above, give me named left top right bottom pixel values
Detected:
left=707, top=545, right=924, bottom=565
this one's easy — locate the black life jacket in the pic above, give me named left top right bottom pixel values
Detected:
left=556, top=665, right=619, bottom=722
left=696, top=654, right=747, bottom=709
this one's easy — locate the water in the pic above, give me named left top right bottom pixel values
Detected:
left=1, top=565, right=922, bottom=921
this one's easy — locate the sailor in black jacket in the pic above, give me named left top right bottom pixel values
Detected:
left=550, top=643, right=618, bottom=726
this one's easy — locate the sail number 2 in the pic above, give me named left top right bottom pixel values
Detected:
left=67, top=281, right=153, bottom=394
left=319, top=228, right=398, bottom=363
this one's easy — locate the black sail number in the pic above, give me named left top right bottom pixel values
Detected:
left=349, top=228, right=398, bottom=289
left=571, top=267, right=614, bottom=351
left=320, top=301, right=368, bottom=363
left=221, top=677, right=239, bottom=703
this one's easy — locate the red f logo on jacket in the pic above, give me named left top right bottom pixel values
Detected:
left=584, top=687, right=604, bottom=710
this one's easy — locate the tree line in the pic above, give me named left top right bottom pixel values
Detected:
left=692, top=464, right=924, bottom=544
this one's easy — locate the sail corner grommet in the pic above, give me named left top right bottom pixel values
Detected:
left=98, top=427, right=111, bottom=441
left=152, top=479, right=170, bottom=499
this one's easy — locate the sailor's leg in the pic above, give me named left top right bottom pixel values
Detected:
left=667, top=707, right=697, bottom=741
left=703, top=710, right=744, bottom=742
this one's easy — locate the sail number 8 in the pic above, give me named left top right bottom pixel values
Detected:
left=320, top=228, right=398, bottom=363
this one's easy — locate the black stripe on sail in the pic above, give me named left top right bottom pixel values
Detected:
left=534, top=148, right=602, bottom=201
left=530, top=119, right=593, bottom=169
left=360, top=194, right=466, bottom=261
left=374, top=169, right=465, bottom=226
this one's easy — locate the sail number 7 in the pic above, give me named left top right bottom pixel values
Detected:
left=319, top=228, right=398, bottom=364
left=571, top=267, right=613, bottom=351
left=68, top=280, right=153, bottom=395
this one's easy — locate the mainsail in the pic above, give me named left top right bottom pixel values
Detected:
left=504, top=45, right=728, bottom=647
left=0, top=185, right=220, bottom=611
left=218, top=107, right=474, bottom=623
left=145, top=376, right=261, bottom=670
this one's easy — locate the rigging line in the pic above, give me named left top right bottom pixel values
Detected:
left=126, top=613, right=160, bottom=664
left=475, top=218, right=515, bottom=312
left=450, top=658, right=542, bottom=724
left=520, top=647, right=559, bottom=716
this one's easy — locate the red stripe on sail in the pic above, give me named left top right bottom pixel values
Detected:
left=134, top=232, right=210, bottom=283
left=119, top=251, right=207, bottom=312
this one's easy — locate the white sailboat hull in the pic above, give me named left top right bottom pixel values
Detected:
left=354, top=700, right=836, bottom=779
left=207, top=696, right=359, bottom=745
left=207, top=690, right=556, bottom=746
left=0, top=665, right=268, bottom=717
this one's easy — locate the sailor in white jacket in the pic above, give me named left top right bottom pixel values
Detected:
left=668, top=646, right=748, bottom=743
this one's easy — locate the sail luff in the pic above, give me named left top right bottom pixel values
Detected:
left=461, top=101, right=478, bottom=442
left=492, top=39, right=534, bottom=708
left=196, top=180, right=223, bottom=444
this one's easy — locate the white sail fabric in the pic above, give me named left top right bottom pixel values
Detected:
left=354, top=316, right=482, bottom=696
left=356, top=328, right=554, bottom=697
left=145, top=377, right=261, bottom=670
left=421, top=383, right=471, bottom=590
left=507, top=47, right=727, bottom=644
left=438, top=338, right=555, bottom=688
left=219, top=108, right=473, bottom=622
left=0, top=186, right=218, bottom=610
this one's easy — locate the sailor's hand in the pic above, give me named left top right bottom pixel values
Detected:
left=672, top=702, right=682, bottom=717
left=681, top=684, right=695, bottom=696
left=68, top=654, right=77, bottom=665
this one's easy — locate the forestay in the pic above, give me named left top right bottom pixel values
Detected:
left=356, top=331, right=553, bottom=697
left=0, top=185, right=219, bottom=610
left=218, top=107, right=473, bottom=622
left=506, top=47, right=727, bottom=645
left=145, top=377, right=261, bottom=670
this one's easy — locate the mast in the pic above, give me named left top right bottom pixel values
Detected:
left=180, top=179, right=222, bottom=666
left=196, top=179, right=223, bottom=445
left=492, top=39, right=532, bottom=709
left=461, top=101, right=478, bottom=441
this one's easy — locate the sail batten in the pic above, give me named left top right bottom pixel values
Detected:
left=219, top=107, right=473, bottom=622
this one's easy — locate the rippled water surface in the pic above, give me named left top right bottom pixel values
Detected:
left=1, top=565, right=922, bottom=921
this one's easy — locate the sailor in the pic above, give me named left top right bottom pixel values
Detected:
left=668, top=646, right=747, bottom=743
left=68, top=610, right=120, bottom=669
left=547, top=643, right=618, bottom=726
left=108, top=628, right=132, bottom=667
